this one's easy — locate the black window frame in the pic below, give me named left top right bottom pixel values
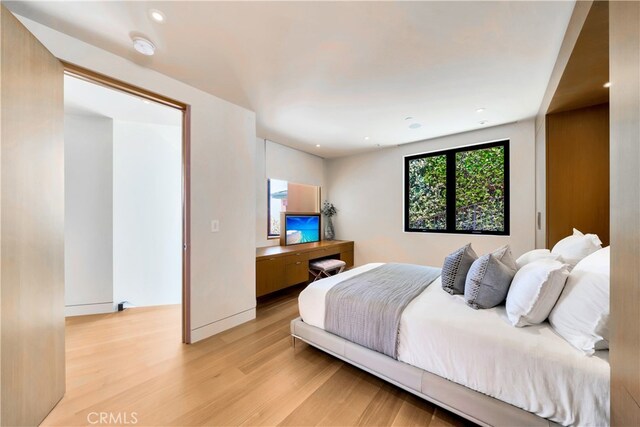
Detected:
left=404, top=139, right=510, bottom=236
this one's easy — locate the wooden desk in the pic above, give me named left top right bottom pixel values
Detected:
left=256, top=240, right=354, bottom=297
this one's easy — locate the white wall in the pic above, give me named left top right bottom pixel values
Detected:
left=326, top=120, right=536, bottom=267
left=113, top=121, right=182, bottom=307
left=64, top=114, right=114, bottom=316
left=21, top=16, right=257, bottom=342
left=255, top=138, right=325, bottom=247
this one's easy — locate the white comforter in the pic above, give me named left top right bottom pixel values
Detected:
left=298, top=263, right=610, bottom=427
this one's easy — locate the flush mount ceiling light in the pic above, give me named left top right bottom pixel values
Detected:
left=132, top=37, right=156, bottom=56
left=149, top=9, right=165, bottom=23
left=603, top=82, right=611, bottom=88
left=409, top=123, right=422, bottom=129
left=476, top=108, right=486, bottom=113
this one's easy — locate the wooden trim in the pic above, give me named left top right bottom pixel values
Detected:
left=61, top=61, right=187, bottom=110
left=182, top=106, right=192, bottom=344
left=61, top=61, right=192, bottom=344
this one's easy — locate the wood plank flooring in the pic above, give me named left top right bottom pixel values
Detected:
left=42, top=287, right=472, bottom=426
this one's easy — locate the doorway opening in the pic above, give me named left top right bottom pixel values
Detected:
left=63, top=63, right=191, bottom=343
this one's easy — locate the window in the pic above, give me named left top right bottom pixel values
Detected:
left=268, top=179, right=288, bottom=237
left=268, top=179, right=322, bottom=238
left=404, top=140, right=509, bottom=235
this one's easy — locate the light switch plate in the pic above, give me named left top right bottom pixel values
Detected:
left=211, top=220, right=220, bottom=232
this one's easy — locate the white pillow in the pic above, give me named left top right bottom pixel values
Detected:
left=548, top=247, right=610, bottom=354
left=551, top=228, right=602, bottom=267
left=516, top=249, right=564, bottom=269
left=506, top=259, right=570, bottom=327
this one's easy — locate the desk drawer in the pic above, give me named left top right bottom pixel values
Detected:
left=284, top=252, right=309, bottom=265
left=285, top=260, right=308, bottom=286
left=313, top=246, right=341, bottom=258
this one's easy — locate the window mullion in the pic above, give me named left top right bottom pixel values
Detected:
left=446, top=152, right=457, bottom=233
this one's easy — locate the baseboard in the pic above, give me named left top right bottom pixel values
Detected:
left=65, top=302, right=114, bottom=317
left=190, top=308, right=256, bottom=343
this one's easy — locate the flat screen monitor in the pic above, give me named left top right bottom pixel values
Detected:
left=284, top=214, right=320, bottom=245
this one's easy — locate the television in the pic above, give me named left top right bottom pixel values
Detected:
left=280, top=212, right=321, bottom=246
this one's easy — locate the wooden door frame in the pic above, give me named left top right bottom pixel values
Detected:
left=62, top=61, right=192, bottom=344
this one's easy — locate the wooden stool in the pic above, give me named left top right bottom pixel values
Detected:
left=309, top=259, right=346, bottom=282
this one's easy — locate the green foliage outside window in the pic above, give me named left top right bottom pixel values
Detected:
left=407, top=155, right=447, bottom=230
left=406, top=141, right=508, bottom=234
left=455, top=146, right=505, bottom=232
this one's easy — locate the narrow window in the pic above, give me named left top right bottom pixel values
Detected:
left=268, top=178, right=288, bottom=238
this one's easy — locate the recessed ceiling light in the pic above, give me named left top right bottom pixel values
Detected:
left=409, top=123, right=422, bottom=129
left=316, top=144, right=321, bottom=148
left=603, top=82, right=611, bottom=88
left=476, top=108, right=486, bottom=113
left=149, top=9, right=165, bottom=23
left=132, top=37, right=156, bottom=56
left=364, top=136, right=370, bottom=141
left=479, top=120, right=488, bottom=125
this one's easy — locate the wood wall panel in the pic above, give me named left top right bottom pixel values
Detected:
left=547, top=1, right=609, bottom=114
left=546, top=103, right=610, bottom=248
left=1, top=6, right=65, bottom=426
left=610, top=1, right=640, bottom=424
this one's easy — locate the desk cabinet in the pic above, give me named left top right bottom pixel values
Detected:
left=256, top=240, right=354, bottom=297
left=256, top=257, right=285, bottom=296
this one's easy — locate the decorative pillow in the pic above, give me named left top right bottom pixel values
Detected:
left=441, top=244, right=478, bottom=295
left=551, top=228, right=602, bottom=268
left=516, top=249, right=564, bottom=269
left=464, top=247, right=517, bottom=309
left=492, top=244, right=518, bottom=271
left=548, top=247, right=610, bottom=354
left=506, top=259, right=570, bottom=327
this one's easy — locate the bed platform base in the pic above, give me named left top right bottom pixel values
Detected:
left=290, top=317, right=558, bottom=427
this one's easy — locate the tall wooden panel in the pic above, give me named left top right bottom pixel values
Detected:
left=1, top=6, right=65, bottom=426
left=546, top=103, right=610, bottom=247
left=610, top=2, right=640, bottom=425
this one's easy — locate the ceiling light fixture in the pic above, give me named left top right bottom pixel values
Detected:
left=316, top=144, right=321, bottom=148
left=364, top=136, right=370, bottom=140
left=132, top=37, right=156, bottom=56
left=149, top=9, right=165, bottom=23
left=603, top=82, right=611, bottom=88
left=409, top=123, right=422, bottom=129
left=476, top=108, right=485, bottom=113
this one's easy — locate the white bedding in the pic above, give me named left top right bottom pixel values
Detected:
left=298, top=263, right=610, bottom=427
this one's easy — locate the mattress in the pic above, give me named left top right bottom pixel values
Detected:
left=298, top=263, right=610, bottom=427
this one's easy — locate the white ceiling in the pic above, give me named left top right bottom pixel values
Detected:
left=64, top=74, right=182, bottom=126
left=8, top=1, right=575, bottom=158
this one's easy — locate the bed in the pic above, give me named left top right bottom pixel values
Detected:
left=293, top=263, right=610, bottom=427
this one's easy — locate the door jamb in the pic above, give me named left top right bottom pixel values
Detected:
left=62, top=61, right=192, bottom=344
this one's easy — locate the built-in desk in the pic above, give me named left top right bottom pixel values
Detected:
left=256, top=240, right=354, bottom=297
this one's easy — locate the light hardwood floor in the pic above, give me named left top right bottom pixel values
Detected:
left=43, top=287, right=472, bottom=426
